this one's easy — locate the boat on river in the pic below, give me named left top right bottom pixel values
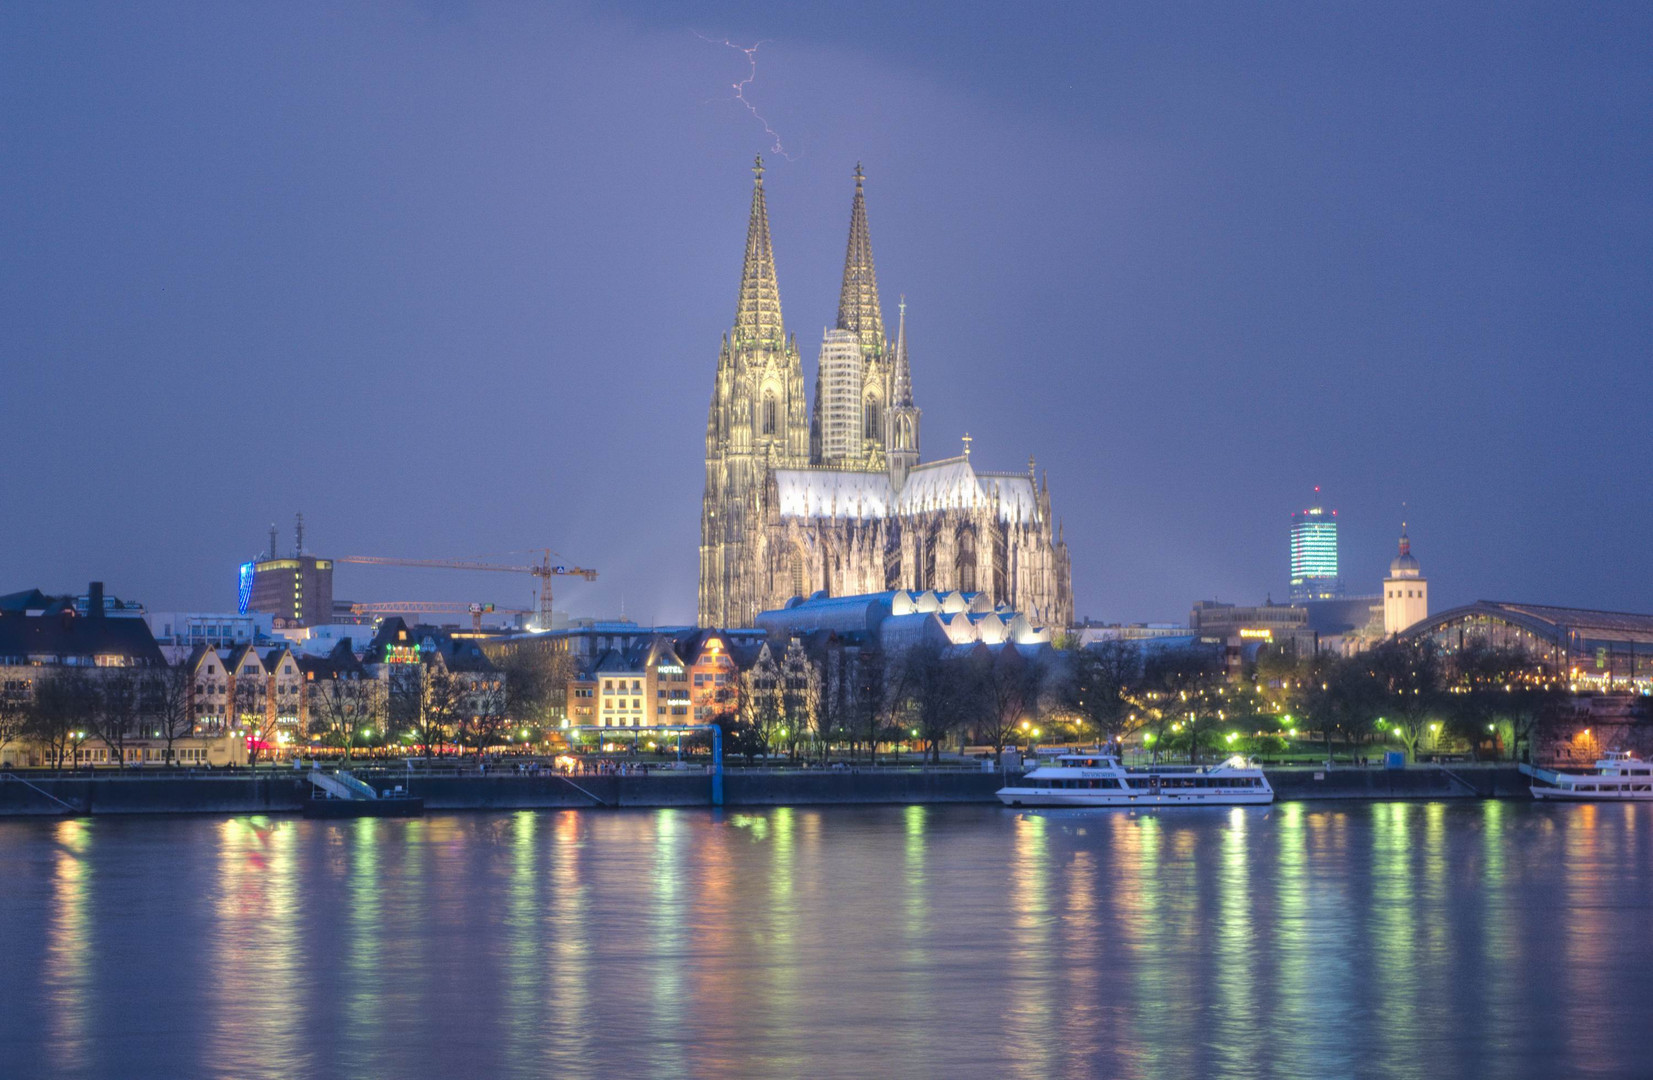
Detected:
left=996, top=752, right=1273, bottom=808
left=1521, top=751, right=1653, bottom=801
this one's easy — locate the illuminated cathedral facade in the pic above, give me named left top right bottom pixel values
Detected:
left=698, top=158, right=1073, bottom=630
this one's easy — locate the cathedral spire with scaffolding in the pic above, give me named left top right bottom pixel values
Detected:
left=836, top=163, right=885, bottom=355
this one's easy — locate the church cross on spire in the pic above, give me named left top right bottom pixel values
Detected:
left=836, top=162, right=884, bottom=354
left=734, top=154, right=784, bottom=348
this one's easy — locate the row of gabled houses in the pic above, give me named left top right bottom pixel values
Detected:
left=1, top=585, right=509, bottom=766
left=3, top=580, right=1062, bottom=763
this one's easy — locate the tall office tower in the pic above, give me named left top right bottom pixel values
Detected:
left=1289, top=488, right=1343, bottom=602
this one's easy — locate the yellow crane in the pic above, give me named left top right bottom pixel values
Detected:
left=336, top=549, right=596, bottom=629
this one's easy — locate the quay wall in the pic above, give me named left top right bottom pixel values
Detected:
left=1267, top=765, right=1526, bottom=801
left=0, top=765, right=1528, bottom=817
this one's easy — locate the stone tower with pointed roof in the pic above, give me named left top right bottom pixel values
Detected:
left=699, top=162, right=1071, bottom=629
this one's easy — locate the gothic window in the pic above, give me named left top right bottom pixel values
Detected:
left=791, top=548, right=806, bottom=599
left=864, top=397, right=882, bottom=440
left=896, top=415, right=911, bottom=449
left=885, top=532, right=904, bottom=591
left=956, top=529, right=978, bottom=593
left=763, top=393, right=778, bottom=435
left=993, top=527, right=1008, bottom=600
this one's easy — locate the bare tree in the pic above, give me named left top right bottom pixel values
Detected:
left=809, top=648, right=851, bottom=764
left=309, top=676, right=384, bottom=764
left=980, top=647, right=1042, bottom=758
left=92, top=669, right=143, bottom=768
left=28, top=669, right=98, bottom=770
left=891, top=641, right=980, bottom=763
left=1057, top=641, right=1141, bottom=748
left=233, top=677, right=279, bottom=767
left=778, top=640, right=819, bottom=760
left=740, top=663, right=784, bottom=758
left=846, top=648, right=886, bottom=765
left=0, top=676, right=32, bottom=764
left=395, top=662, right=467, bottom=760
left=142, top=664, right=195, bottom=765
left=458, top=675, right=510, bottom=758
left=1130, top=647, right=1227, bottom=763
left=496, top=647, right=574, bottom=730
left=1364, top=638, right=1447, bottom=762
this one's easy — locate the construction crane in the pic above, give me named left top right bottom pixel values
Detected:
left=336, top=549, right=597, bottom=629
left=347, top=602, right=531, bottom=632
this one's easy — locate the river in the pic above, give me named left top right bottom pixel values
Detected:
left=0, top=801, right=1649, bottom=1079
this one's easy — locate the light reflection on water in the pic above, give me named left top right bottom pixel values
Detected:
left=3, top=801, right=1653, bottom=1079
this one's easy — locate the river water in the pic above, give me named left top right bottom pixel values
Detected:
left=1, top=801, right=1649, bottom=1079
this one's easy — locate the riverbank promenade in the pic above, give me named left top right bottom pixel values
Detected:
left=0, top=762, right=1528, bottom=816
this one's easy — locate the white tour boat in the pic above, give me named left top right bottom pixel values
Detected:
left=1521, top=751, right=1653, bottom=801
left=996, top=752, right=1274, bottom=808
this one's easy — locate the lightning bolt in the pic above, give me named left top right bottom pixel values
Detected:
left=696, top=33, right=796, bottom=161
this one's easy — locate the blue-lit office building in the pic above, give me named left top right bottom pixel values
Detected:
left=1289, top=493, right=1343, bottom=602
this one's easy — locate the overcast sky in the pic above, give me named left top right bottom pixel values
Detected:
left=4, top=2, right=1650, bottom=625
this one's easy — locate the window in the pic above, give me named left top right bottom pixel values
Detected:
left=956, top=529, right=977, bottom=593
left=762, top=393, right=777, bottom=435
left=864, top=397, right=882, bottom=439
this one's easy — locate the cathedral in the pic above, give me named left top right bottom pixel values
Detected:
left=698, top=158, right=1073, bottom=630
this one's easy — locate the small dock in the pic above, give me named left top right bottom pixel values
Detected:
left=302, top=769, right=424, bottom=819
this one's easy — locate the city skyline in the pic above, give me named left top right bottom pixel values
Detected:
left=5, top=3, right=1651, bottom=624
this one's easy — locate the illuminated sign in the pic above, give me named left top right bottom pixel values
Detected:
left=237, top=563, right=254, bottom=615
left=384, top=645, right=422, bottom=665
left=656, top=664, right=684, bottom=674
left=1239, top=628, right=1272, bottom=640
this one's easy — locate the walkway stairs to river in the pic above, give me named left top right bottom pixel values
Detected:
left=1, top=772, right=82, bottom=815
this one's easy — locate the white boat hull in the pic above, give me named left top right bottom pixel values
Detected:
left=1521, top=757, right=1653, bottom=801
left=1531, top=786, right=1653, bottom=802
left=996, top=787, right=1274, bottom=808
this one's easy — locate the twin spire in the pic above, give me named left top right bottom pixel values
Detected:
left=836, top=163, right=884, bottom=354
left=733, top=155, right=784, bottom=349
left=733, top=158, right=900, bottom=360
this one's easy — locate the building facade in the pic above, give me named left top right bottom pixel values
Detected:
left=1403, top=600, right=1653, bottom=692
left=241, top=555, right=334, bottom=628
left=699, top=159, right=1072, bottom=629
